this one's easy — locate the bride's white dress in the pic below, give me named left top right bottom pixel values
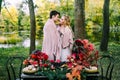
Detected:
left=61, top=47, right=71, bottom=62
left=59, top=26, right=74, bottom=62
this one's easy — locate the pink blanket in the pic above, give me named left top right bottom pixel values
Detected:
left=42, top=19, right=61, bottom=60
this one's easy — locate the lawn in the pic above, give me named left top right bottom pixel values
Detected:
left=0, top=42, right=120, bottom=80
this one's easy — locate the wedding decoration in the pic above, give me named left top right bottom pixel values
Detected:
left=22, top=65, right=38, bottom=74
left=66, top=39, right=99, bottom=80
left=22, top=39, right=99, bottom=80
left=23, top=50, right=68, bottom=80
left=84, top=66, right=98, bottom=73
left=71, top=39, right=99, bottom=67
left=22, top=50, right=49, bottom=74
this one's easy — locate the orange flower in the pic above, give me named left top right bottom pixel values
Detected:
left=66, top=73, right=73, bottom=80
left=23, top=59, right=29, bottom=65
left=66, top=65, right=82, bottom=80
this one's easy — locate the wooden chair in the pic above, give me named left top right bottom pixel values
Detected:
left=98, top=55, right=115, bottom=80
left=6, top=56, right=25, bottom=80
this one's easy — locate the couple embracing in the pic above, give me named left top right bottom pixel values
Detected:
left=42, top=10, right=74, bottom=62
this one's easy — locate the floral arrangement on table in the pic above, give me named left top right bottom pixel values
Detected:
left=22, top=50, right=68, bottom=80
left=66, top=39, right=99, bottom=80
left=22, top=39, right=99, bottom=80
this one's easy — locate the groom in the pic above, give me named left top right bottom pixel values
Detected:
left=42, top=10, right=61, bottom=61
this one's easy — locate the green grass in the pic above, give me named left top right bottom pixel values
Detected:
left=95, top=42, right=120, bottom=80
left=0, top=45, right=42, bottom=80
left=0, top=46, right=29, bottom=80
left=0, top=42, right=120, bottom=80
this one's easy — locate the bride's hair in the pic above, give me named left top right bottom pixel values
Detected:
left=62, top=14, right=70, bottom=26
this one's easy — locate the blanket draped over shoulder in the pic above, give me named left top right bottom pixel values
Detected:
left=42, top=19, right=61, bottom=60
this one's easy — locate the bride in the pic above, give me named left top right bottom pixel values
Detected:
left=58, top=15, right=74, bottom=62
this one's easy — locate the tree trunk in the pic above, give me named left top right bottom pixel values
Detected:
left=100, top=0, right=110, bottom=51
left=74, top=0, right=85, bottom=39
left=18, top=16, right=22, bottom=36
left=28, top=0, right=36, bottom=54
left=0, top=0, right=2, bottom=13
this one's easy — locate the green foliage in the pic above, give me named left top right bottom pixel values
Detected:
left=36, top=67, right=68, bottom=80
left=36, top=15, right=44, bottom=39
left=85, top=0, right=120, bottom=42
left=7, top=36, right=22, bottom=44
left=0, top=33, right=22, bottom=44
left=56, top=0, right=74, bottom=27
left=1, top=0, right=119, bottom=42
left=86, top=21, right=102, bottom=42
left=110, top=0, right=120, bottom=26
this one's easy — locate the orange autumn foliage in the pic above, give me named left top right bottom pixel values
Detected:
left=66, top=65, right=83, bottom=80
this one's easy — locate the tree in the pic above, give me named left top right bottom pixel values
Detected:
left=100, top=0, right=110, bottom=51
left=0, top=0, right=2, bottom=13
left=28, top=0, right=36, bottom=54
left=74, top=0, right=86, bottom=39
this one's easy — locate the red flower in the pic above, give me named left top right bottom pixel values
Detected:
left=67, top=53, right=76, bottom=61
left=67, top=62, right=74, bottom=68
left=31, top=54, right=37, bottom=59
left=82, top=39, right=89, bottom=45
left=29, top=59, right=34, bottom=64
left=95, top=51, right=99, bottom=59
left=50, top=60, right=55, bottom=63
left=71, top=39, right=99, bottom=68
left=78, top=53, right=84, bottom=61
left=43, top=63, right=48, bottom=67
left=37, top=55, right=42, bottom=60
left=55, top=59, right=61, bottom=63
left=31, top=61, right=38, bottom=66
left=71, top=53, right=76, bottom=59
left=43, top=53, right=48, bottom=60
left=75, top=39, right=83, bottom=46
left=88, top=43, right=94, bottom=51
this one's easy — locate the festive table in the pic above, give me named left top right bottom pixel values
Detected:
left=22, top=39, right=100, bottom=80
left=21, top=72, right=100, bottom=80
left=86, top=72, right=100, bottom=80
left=21, top=73, right=49, bottom=80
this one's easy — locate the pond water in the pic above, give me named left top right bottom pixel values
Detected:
left=0, top=44, right=15, bottom=48
left=22, top=38, right=38, bottom=48
left=0, top=38, right=38, bottom=48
